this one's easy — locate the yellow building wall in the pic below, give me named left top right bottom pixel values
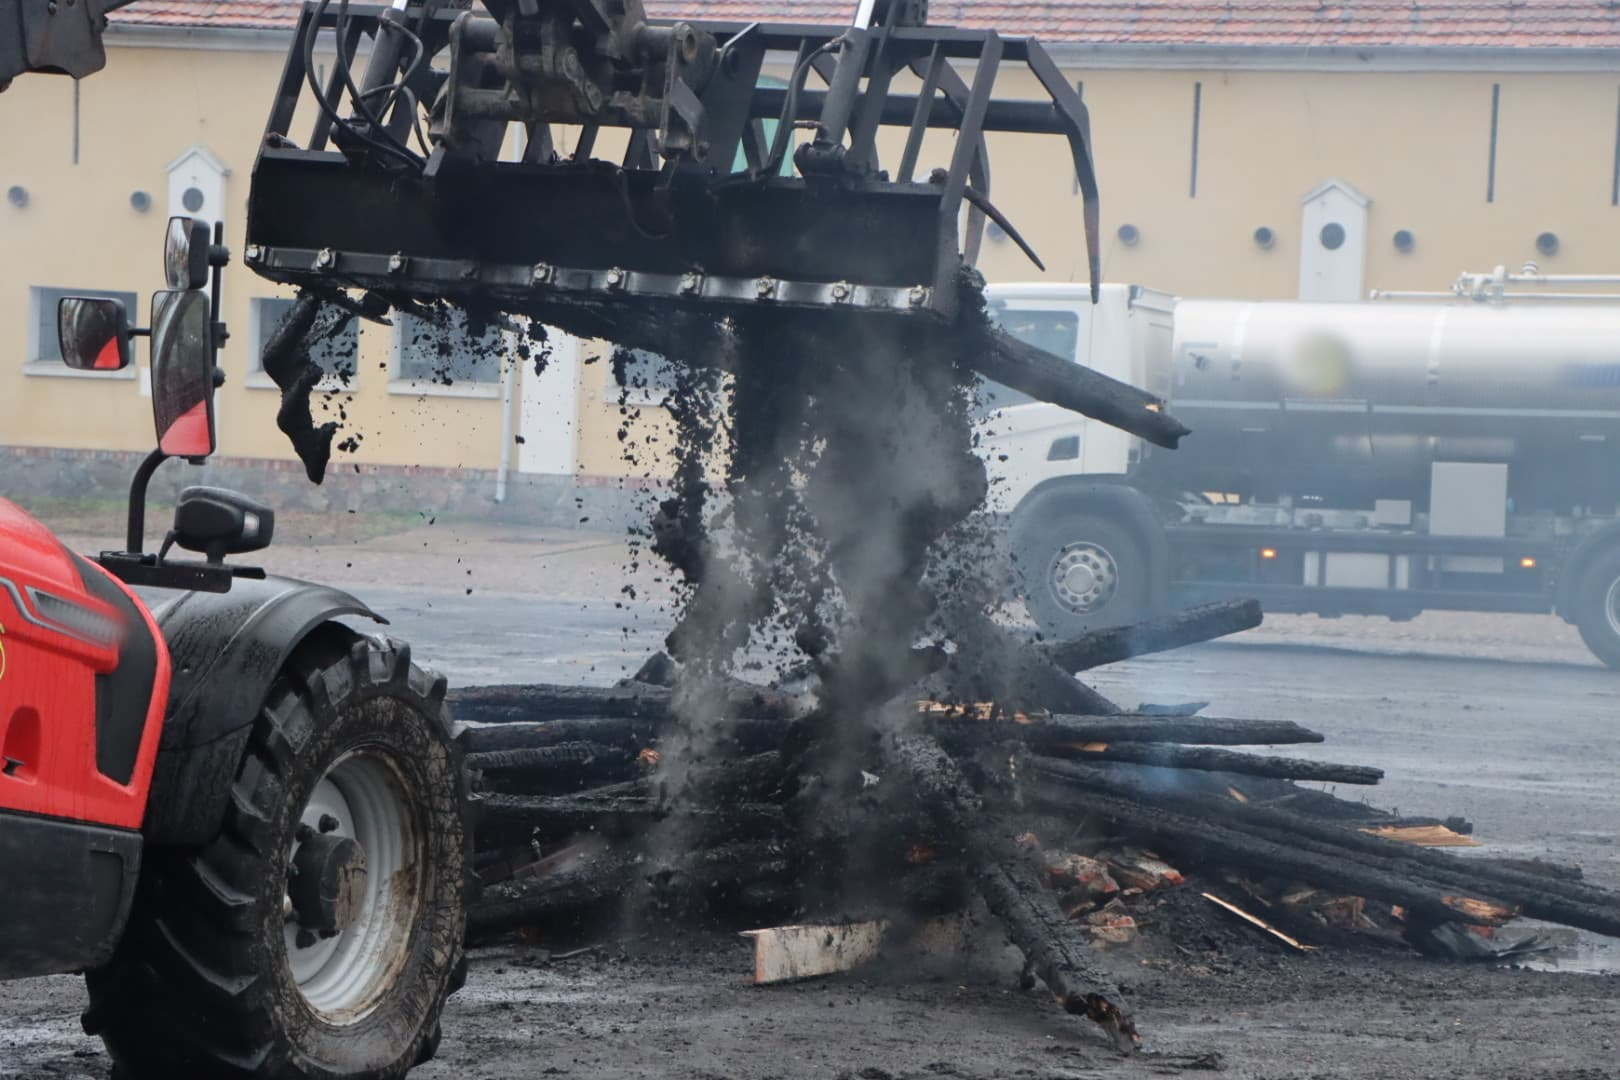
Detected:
left=8, top=37, right=1618, bottom=487
left=573, top=64, right=1620, bottom=480
left=973, top=67, right=1620, bottom=296
left=0, top=40, right=506, bottom=473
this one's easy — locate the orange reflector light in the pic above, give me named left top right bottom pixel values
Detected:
left=1260, top=548, right=1278, bottom=560
left=1520, top=556, right=1536, bottom=569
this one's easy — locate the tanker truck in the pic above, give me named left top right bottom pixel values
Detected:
left=980, top=279, right=1620, bottom=668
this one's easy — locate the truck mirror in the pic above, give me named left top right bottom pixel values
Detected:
left=149, top=290, right=216, bottom=459
left=57, top=297, right=131, bottom=371
left=164, top=215, right=212, bottom=290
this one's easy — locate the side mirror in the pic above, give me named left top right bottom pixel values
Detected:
left=169, top=487, right=274, bottom=563
left=150, top=289, right=216, bottom=459
left=57, top=297, right=131, bottom=371
left=165, top=216, right=212, bottom=290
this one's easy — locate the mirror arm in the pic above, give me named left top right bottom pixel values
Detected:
left=209, top=221, right=230, bottom=354
left=126, top=448, right=170, bottom=554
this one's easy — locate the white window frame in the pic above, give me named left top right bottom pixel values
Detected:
left=387, top=313, right=504, bottom=400
left=23, top=286, right=138, bottom=380
left=244, top=296, right=358, bottom=394
left=603, top=346, right=676, bottom=408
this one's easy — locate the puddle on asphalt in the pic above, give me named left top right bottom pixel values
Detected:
left=1494, top=926, right=1620, bottom=975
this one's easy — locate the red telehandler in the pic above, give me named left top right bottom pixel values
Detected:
left=0, top=217, right=471, bottom=1078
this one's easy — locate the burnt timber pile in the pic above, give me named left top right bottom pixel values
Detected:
left=231, top=0, right=1620, bottom=1046
left=452, top=597, right=1620, bottom=1048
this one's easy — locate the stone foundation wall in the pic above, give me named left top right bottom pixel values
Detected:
left=0, top=446, right=660, bottom=531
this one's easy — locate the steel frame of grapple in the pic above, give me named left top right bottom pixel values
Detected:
left=244, top=2, right=1100, bottom=331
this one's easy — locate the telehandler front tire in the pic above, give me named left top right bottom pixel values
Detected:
left=85, top=632, right=469, bottom=1080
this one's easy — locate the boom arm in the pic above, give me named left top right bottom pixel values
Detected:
left=0, top=0, right=138, bottom=90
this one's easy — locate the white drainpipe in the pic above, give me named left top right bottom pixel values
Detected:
left=494, top=125, right=528, bottom=504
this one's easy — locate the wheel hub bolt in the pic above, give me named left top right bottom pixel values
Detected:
left=318, top=813, right=340, bottom=834
left=294, top=928, right=318, bottom=950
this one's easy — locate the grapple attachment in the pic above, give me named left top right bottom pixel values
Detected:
left=244, top=0, right=1101, bottom=338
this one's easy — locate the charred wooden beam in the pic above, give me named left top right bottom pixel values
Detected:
left=1041, top=599, right=1263, bottom=673
left=935, top=713, right=1325, bottom=749
left=469, top=847, right=637, bottom=938
left=1027, top=757, right=1620, bottom=939
left=1043, top=742, right=1382, bottom=785
left=973, top=327, right=1189, bottom=450
left=477, top=792, right=790, bottom=845
left=466, top=742, right=634, bottom=774
left=657, top=751, right=790, bottom=803
left=888, top=734, right=1138, bottom=1048
left=560, top=752, right=791, bottom=805
left=459, top=715, right=794, bottom=756
left=477, top=792, right=669, bottom=834
left=459, top=717, right=656, bottom=754
left=469, top=837, right=801, bottom=940
left=449, top=679, right=807, bottom=724
left=644, top=839, right=797, bottom=914
left=935, top=614, right=1123, bottom=715
left=465, top=742, right=638, bottom=794
left=1021, top=773, right=1514, bottom=931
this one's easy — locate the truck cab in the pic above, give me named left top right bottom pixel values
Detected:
left=979, top=284, right=1173, bottom=516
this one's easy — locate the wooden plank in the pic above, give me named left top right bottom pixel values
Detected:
left=740, top=913, right=971, bottom=985
left=1202, top=892, right=1318, bottom=953
left=741, top=921, right=890, bottom=984
left=1361, top=824, right=1482, bottom=848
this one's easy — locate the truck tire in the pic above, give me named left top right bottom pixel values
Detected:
left=1014, top=510, right=1149, bottom=638
left=1573, top=547, right=1620, bottom=669
left=84, top=633, right=469, bottom=1080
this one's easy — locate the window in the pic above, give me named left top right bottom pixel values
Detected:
left=973, top=308, right=1082, bottom=417
left=609, top=347, right=679, bottom=406
left=394, top=306, right=504, bottom=392
left=248, top=297, right=360, bottom=389
left=28, top=286, right=137, bottom=372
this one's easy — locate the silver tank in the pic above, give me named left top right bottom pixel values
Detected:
left=1157, top=299, right=1620, bottom=510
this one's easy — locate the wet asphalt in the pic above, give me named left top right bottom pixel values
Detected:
left=3, top=590, right=1616, bottom=1079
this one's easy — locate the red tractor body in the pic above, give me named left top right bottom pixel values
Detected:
left=0, top=497, right=165, bottom=978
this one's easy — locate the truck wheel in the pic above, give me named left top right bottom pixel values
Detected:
left=84, top=633, right=469, bottom=1080
left=1015, top=511, right=1148, bottom=638
left=1573, top=548, right=1620, bottom=669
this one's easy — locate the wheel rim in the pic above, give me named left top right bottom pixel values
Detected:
left=1048, top=540, right=1120, bottom=615
left=1606, top=577, right=1620, bottom=639
left=284, top=750, right=422, bottom=1024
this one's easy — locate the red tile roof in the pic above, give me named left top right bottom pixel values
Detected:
left=109, top=0, right=1620, bottom=50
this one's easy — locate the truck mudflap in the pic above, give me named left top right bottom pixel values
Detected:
left=0, top=810, right=141, bottom=979
left=141, top=575, right=382, bottom=845
left=1012, top=478, right=1171, bottom=609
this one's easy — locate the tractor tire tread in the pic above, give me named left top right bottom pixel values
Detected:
left=85, top=631, right=468, bottom=1080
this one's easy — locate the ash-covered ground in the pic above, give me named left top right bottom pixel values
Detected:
left=57, top=295, right=1606, bottom=1078
left=4, top=524, right=1617, bottom=1078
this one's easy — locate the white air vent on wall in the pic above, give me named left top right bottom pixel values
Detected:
left=1298, top=179, right=1370, bottom=302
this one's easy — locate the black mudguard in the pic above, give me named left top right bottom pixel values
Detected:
left=1011, top=477, right=1172, bottom=608
left=142, top=575, right=383, bottom=845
